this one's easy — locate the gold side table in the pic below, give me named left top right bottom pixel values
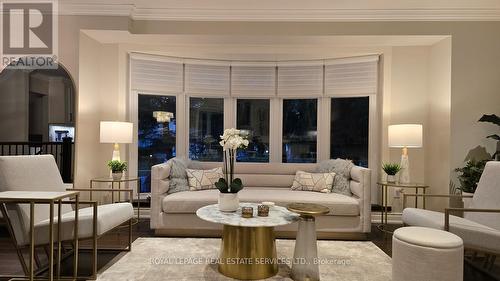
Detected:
left=287, top=203, right=330, bottom=281
left=90, top=177, right=141, bottom=221
left=0, top=190, right=80, bottom=281
left=377, top=181, right=429, bottom=233
left=196, top=203, right=299, bottom=280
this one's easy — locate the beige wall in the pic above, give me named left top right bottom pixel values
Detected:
left=0, top=69, right=29, bottom=142
left=50, top=17, right=500, bottom=206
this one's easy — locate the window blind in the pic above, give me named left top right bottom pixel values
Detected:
left=277, top=61, right=323, bottom=97
left=130, top=56, right=183, bottom=93
left=231, top=62, right=276, bottom=97
left=185, top=60, right=230, bottom=96
left=325, top=56, right=379, bottom=96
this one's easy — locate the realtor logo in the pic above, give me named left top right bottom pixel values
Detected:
left=1, top=0, right=58, bottom=69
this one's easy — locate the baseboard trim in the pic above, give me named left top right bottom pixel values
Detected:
left=154, top=229, right=368, bottom=241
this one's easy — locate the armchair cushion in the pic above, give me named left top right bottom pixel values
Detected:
left=402, top=207, right=500, bottom=253
left=19, top=202, right=134, bottom=246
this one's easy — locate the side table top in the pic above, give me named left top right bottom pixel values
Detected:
left=287, top=203, right=330, bottom=216
left=196, top=203, right=299, bottom=227
left=0, top=191, right=79, bottom=202
left=91, top=177, right=139, bottom=182
left=377, top=182, right=429, bottom=188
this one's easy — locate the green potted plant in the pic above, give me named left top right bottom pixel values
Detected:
left=107, top=160, right=127, bottom=180
left=455, top=159, right=486, bottom=194
left=382, top=163, right=401, bottom=183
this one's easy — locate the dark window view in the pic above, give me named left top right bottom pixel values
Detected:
left=331, top=97, right=369, bottom=167
left=138, top=94, right=176, bottom=192
left=236, top=99, right=270, bottom=162
left=189, top=97, right=224, bottom=161
left=282, top=99, right=317, bottom=163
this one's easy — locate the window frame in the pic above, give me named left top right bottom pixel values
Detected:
left=128, top=54, right=381, bottom=198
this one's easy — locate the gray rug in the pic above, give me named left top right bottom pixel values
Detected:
left=97, top=238, right=392, bottom=281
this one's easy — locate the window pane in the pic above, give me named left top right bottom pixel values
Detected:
left=189, top=97, right=224, bottom=161
left=331, top=97, right=369, bottom=167
left=236, top=99, right=270, bottom=162
left=282, top=99, right=317, bottom=163
left=138, top=94, right=176, bottom=193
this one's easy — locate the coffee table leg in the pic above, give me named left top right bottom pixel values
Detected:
left=292, top=215, right=320, bottom=281
left=219, top=225, right=278, bottom=280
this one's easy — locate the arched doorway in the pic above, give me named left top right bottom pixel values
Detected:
left=0, top=61, right=76, bottom=182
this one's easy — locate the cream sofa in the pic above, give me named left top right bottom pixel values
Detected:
left=150, top=161, right=371, bottom=239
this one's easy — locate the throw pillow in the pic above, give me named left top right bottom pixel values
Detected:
left=167, top=158, right=190, bottom=194
left=186, top=167, right=224, bottom=191
left=316, top=159, right=354, bottom=196
left=291, top=171, right=336, bottom=193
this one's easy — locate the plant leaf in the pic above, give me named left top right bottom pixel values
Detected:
left=478, top=114, right=500, bottom=126
left=229, top=178, right=244, bottom=193
left=486, top=134, right=500, bottom=141
left=215, top=178, right=229, bottom=193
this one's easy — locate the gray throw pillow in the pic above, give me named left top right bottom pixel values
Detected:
left=167, top=158, right=190, bottom=194
left=316, top=159, right=354, bottom=196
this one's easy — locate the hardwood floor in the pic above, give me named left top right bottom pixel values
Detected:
left=0, top=220, right=497, bottom=280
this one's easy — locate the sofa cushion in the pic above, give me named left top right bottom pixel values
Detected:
left=291, top=171, right=335, bottom=193
left=317, top=159, right=354, bottom=196
left=162, top=188, right=359, bottom=216
left=186, top=167, right=223, bottom=191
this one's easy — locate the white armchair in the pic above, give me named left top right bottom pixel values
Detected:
left=0, top=155, right=134, bottom=279
left=402, top=161, right=500, bottom=256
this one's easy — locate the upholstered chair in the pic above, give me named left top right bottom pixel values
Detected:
left=0, top=155, right=134, bottom=279
left=402, top=161, right=500, bottom=256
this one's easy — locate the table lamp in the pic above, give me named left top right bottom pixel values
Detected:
left=100, top=121, right=133, bottom=161
left=388, top=124, right=423, bottom=184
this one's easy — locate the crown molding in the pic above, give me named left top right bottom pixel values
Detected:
left=59, top=4, right=500, bottom=22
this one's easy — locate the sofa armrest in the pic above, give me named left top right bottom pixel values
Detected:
left=350, top=166, right=371, bottom=233
left=150, top=162, right=172, bottom=229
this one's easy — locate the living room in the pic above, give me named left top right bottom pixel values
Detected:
left=0, top=1, right=499, bottom=281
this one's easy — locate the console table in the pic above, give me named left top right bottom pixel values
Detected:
left=196, top=203, right=298, bottom=280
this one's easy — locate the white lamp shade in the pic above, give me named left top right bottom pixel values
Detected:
left=100, top=121, right=133, bottom=143
left=388, top=124, right=423, bottom=148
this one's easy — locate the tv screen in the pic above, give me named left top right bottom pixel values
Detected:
left=49, top=124, right=75, bottom=142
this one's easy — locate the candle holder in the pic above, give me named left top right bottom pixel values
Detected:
left=258, top=205, right=269, bottom=217
left=241, top=207, right=253, bottom=218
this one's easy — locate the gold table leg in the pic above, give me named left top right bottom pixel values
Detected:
left=219, top=225, right=278, bottom=280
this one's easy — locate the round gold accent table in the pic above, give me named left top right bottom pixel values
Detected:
left=287, top=203, right=330, bottom=281
left=196, top=203, right=299, bottom=280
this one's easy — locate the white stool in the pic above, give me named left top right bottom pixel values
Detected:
left=392, top=226, right=464, bottom=281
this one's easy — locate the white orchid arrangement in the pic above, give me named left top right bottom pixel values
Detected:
left=215, top=128, right=249, bottom=193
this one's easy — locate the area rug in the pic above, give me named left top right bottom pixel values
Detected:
left=97, top=238, right=392, bottom=281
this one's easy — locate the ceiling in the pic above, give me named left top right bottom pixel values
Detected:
left=60, top=0, right=500, bottom=21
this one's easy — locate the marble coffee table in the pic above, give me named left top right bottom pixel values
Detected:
left=197, top=203, right=299, bottom=280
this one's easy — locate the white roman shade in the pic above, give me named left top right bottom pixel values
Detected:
left=231, top=62, right=276, bottom=97
left=277, top=61, right=323, bottom=97
left=185, top=60, right=230, bottom=96
left=325, top=55, right=379, bottom=96
left=130, top=56, right=183, bottom=93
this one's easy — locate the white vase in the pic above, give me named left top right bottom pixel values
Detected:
left=387, top=175, right=396, bottom=183
left=112, top=172, right=123, bottom=181
left=218, top=193, right=239, bottom=212
left=462, top=191, right=474, bottom=208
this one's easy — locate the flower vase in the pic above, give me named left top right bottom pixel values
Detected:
left=218, top=193, right=239, bottom=212
left=112, top=172, right=123, bottom=181
left=387, top=175, right=396, bottom=183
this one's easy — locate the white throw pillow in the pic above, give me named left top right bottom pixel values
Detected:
left=291, top=171, right=336, bottom=193
left=186, top=167, right=223, bottom=191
